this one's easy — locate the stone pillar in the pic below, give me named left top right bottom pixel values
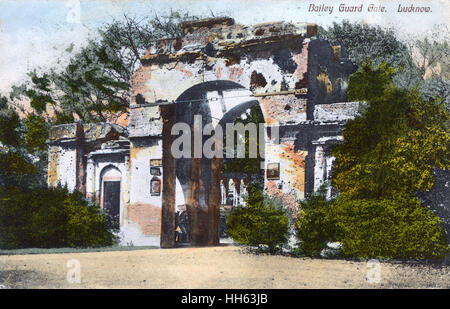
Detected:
left=325, top=155, right=335, bottom=198
left=122, top=154, right=131, bottom=227
left=187, top=156, right=204, bottom=245
left=233, top=178, right=240, bottom=206
left=186, top=127, right=223, bottom=245
left=160, top=104, right=176, bottom=248
left=85, top=157, right=95, bottom=201
left=75, top=122, right=86, bottom=194
left=208, top=157, right=222, bottom=245
left=223, top=179, right=230, bottom=205
left=220, top=180, right=225, bottom=205
left=314, top=145, right=326, bottom=191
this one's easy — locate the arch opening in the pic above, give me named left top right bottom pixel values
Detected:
left=162, top=80, right=266, bottom=246
left=100, top=165, right=122, bottom=230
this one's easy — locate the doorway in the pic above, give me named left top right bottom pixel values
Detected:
left=103, top=180, right=120, bottom=229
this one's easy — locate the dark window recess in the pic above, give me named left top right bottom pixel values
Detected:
left=266, top=163, right=280, bottom=180
left=150, top=167, right=161, bottom=176
left=135, top=93, right=146, bottom=105
left=103, top=181, right=120, bottom=230
left=226, top=191, right=234, bottom=205
left=151, top=177, right=161, bottom=196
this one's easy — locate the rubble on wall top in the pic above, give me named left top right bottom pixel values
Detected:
left=48, top=123, right=78, bottom=142
left=178, top=17, right=235, bottom=33
left=48, top=122, right=128, bottom=143
left=142, top=17, right=317, bottom=64
left=82, top=122, right=128, bottom=142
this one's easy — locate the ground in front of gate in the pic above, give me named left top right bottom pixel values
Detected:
left=0, top=245, right=449, bottom=288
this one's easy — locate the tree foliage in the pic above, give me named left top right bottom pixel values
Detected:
left=227, top=183, right=289, bottom=254
left=11, top=12, right=198, bottom=123
left=296, top=188, right=448, bottom=259
left=0, top=94, right=46, bottom=189
left=295, top=186, right=337, bottom=256
left=295, top=62, right=449, bottom=259
left=222, top=105, right=265, bottom=175
left=320, top=20, right=449, bottom=108
left=319, top=20, right=412, bottom=69
left=24, top=114, right=48, bottom=153
left=332, top=194, right=448, bottom=259
left=333, top=62, right=450, bottom=199
left=0, top=186, right=115, bottom=249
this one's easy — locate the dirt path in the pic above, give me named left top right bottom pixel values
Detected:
left=0, top=245, right=449, bottom=288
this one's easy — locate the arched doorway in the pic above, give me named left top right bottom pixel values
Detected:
left=100, top=165, right=122, bottom=230
left=161, top=80, right=265, bottom=247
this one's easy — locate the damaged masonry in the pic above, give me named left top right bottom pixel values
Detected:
left=47, top=17, right=359, bottom=247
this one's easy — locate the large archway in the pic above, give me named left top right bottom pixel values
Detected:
left=160, top=80, right=265, bottom=247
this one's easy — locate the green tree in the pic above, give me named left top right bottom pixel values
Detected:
left=11, top=12, right=198, bottom=123
left=319, top=20, right=413, bottom=69
left=0, top=94, right=44, bottom=189
left=296, top=63, right=449, bottom=259
left=2, top=12, right=200, bottom=191
left=24, top=114, right=48, bottom=153
left=0, top=95, right=22, bottom=148
left=320, top=21, right=449, bottom=108
left=333, top=62, right=450, bottom=199
left=222, top=105, right=265, bottom=176
left=308, top=62, right=450, bottom=259
left=0, top=186, right=114, bottom=249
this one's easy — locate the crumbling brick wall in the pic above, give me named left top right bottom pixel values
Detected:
left=48, top=17, right=360, bottom=247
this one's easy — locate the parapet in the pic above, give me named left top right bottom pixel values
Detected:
left=48, top=122, right=128, bottom=145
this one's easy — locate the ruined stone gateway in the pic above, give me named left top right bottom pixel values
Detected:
left=47, top=17, right=360, bottom=247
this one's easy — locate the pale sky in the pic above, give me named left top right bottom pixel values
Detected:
left=0, top=0, right=449, bottom=93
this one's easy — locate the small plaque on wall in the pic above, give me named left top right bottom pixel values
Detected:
left=150, top=159, right=162, bottom=167
left=266, top=163, right=280, bottom=180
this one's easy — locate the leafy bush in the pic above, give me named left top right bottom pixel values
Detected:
left=0, top=186, right=114, bottom=249
left=226, top=184, right=289, bottom=254
left=295, top=190, right=449, bottom=259
left=295, top=187, right=337, bottom=257
left=304, top=61, right=450, bottom=260
left=333, top=194, right=449, bottom=259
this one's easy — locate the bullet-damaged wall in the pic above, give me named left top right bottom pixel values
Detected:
left=47, top=17, right=361, bottom=247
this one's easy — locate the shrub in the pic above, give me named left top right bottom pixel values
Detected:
left=226, top=184, right=289, bottom=254
left=0, top=186, right=114, bottom=249
left=301, top=61, right=450, bottom=260
left=295, top=190, right=449, bottom=259
left=333, top=194, right=449, bottom=259
left=63, top=191, right=115, bottom=247
left=295, top=187, right=337, bottom=257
